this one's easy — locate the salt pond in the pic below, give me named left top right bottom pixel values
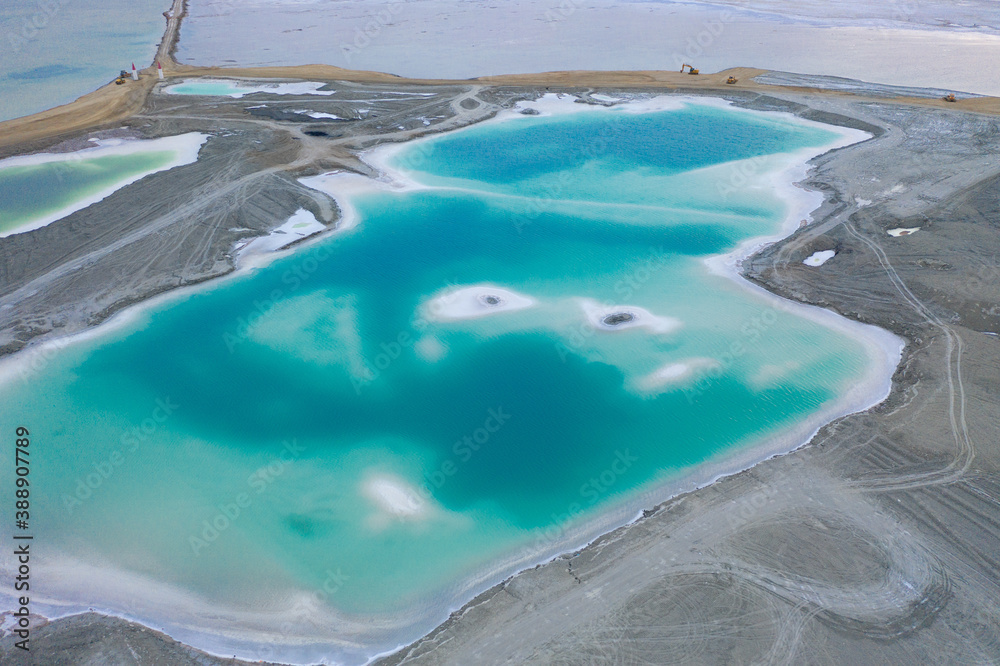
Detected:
left=0, top=96, right=901, bottom=664
left=0, top=133, right=207, bottom=237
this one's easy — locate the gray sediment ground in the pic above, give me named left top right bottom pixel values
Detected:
left=1, top=79, right=999, bottom=664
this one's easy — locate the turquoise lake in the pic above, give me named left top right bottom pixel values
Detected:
left=0, top=151, right=175, bottom=235
left=0, top=101, right=885, bottom=647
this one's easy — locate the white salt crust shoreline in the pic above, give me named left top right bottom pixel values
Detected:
left=235, top=208, right=327, bottom=257
left=0, top=93, right=904, bottom=666
left=0, top=133, right=208, bottom=238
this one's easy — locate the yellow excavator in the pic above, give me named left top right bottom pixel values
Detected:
left=943, top=93, right=957, bottom=102
left=726, top=76, right=738, bottom=84
left=114, top=69, right=129, bottom=85
left=680, top=63, right=699, bottom=75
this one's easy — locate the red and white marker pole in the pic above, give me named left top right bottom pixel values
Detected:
left=131, top=63, right=138, bottom=80
left=157, top=61, right=164, bottom=80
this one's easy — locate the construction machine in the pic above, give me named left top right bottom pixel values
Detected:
left=943, top=93, right=957, bottom=102
left=726, top=76, right=738, bottom=84
left=680, top=64, right=699, bottom=75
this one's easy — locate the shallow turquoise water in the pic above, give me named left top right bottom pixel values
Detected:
left=1, top=103, right=872, bottom=621
left=163, top=79, right=334, bottom=97
left=0, top=151, right=175, bottom=234
left=163, top=80, right=251, bottom=96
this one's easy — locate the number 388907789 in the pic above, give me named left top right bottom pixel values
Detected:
left=15, top=427, right=30, bottom=524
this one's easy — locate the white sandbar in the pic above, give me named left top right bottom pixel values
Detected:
left=363, top=475, right=426, bottom=518
left=578, top=298, right=681, bottom=334
left=633, top=357, right=720, bottom=392
left=423, top=284, right=536, bottom=321
left=414, top=336, right=448, bottom=362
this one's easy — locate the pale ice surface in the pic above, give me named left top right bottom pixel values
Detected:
left=0, top=0, right=166, bottom=122
left=803, top=249, right=836, bottom=266
left=663, top=0, right=1000, bottom=32
left=178, top=0, right=1000, bottom=95
left=888, top=227, right=921, bottom=237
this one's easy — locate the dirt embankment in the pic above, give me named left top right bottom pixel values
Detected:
left=4, top=55, right=998, bottom=153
